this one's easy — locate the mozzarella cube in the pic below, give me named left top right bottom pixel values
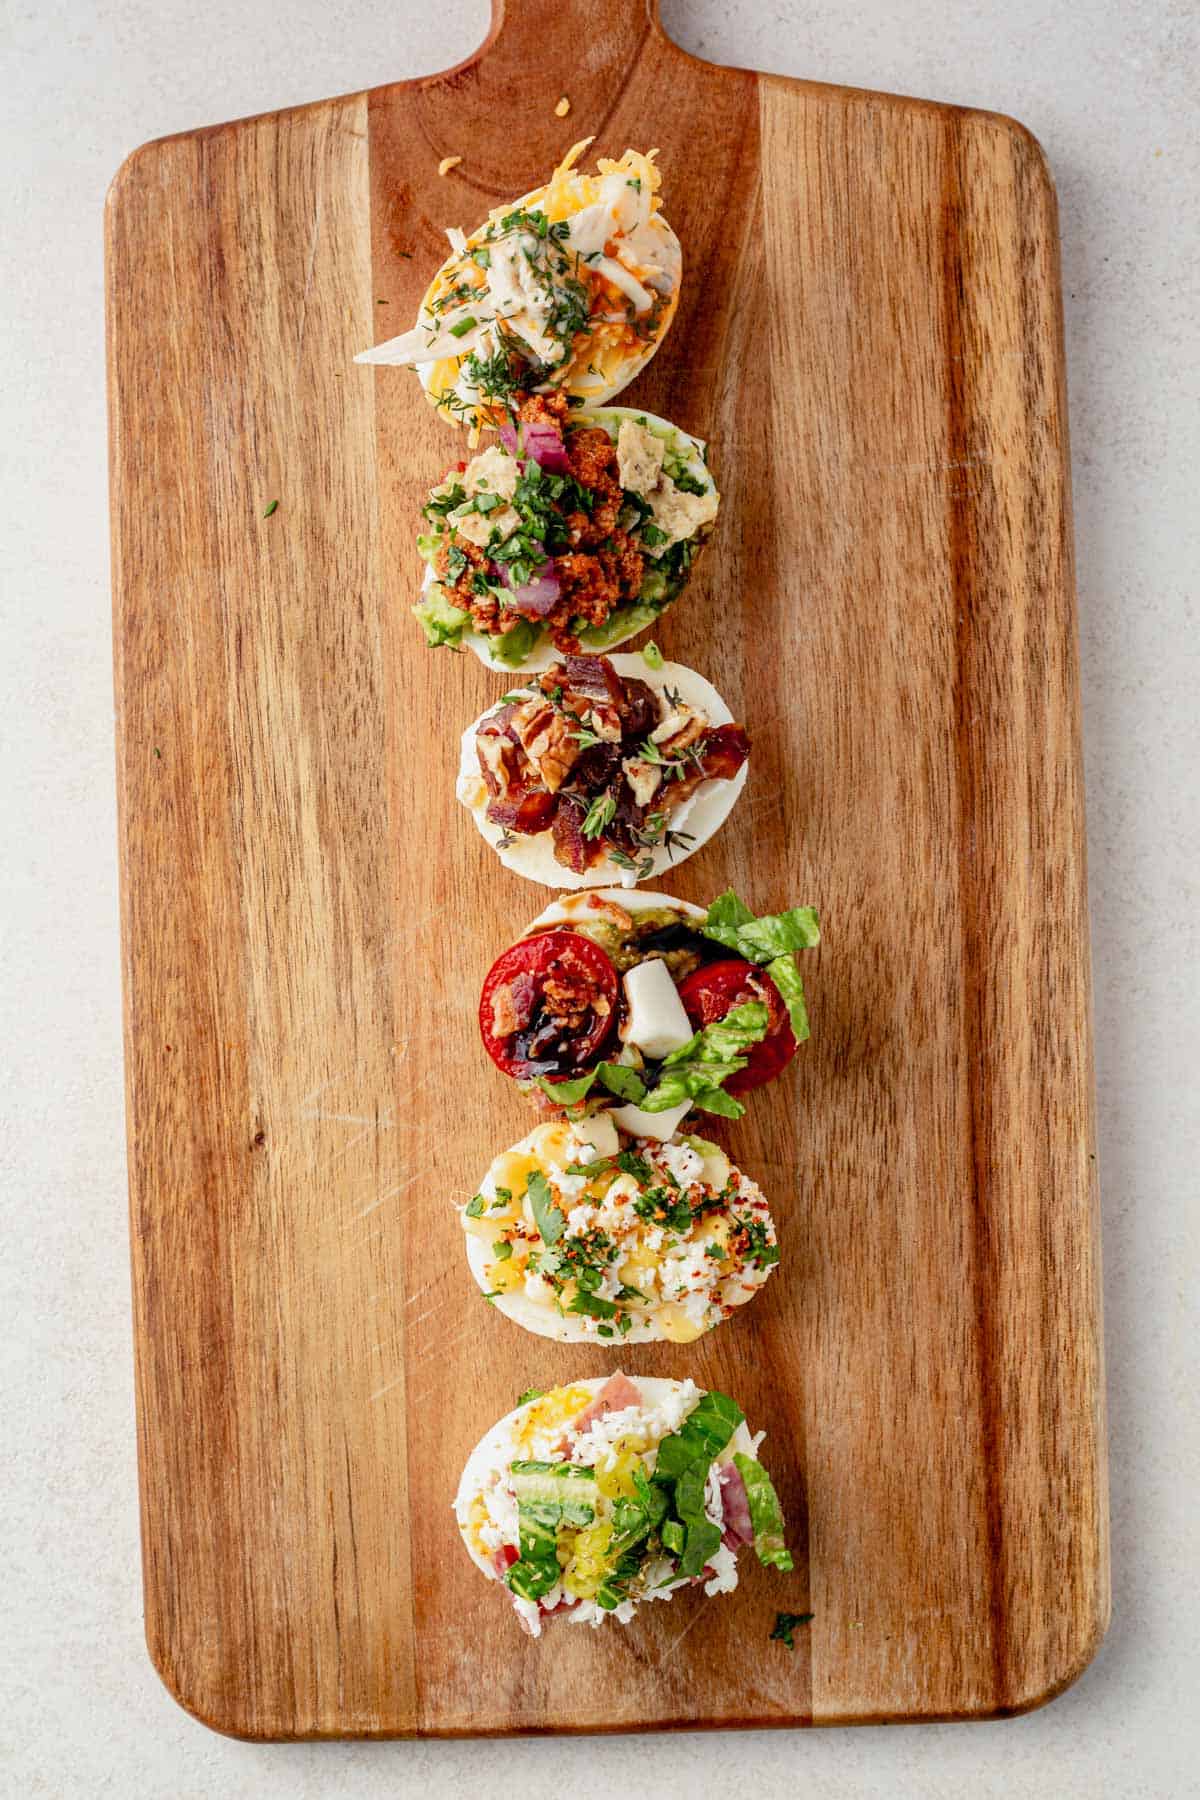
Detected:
left=622, top=960, right=694, bottom=1061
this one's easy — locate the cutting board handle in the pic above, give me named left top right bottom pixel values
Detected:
left=481, top=0, right=664, bottom=82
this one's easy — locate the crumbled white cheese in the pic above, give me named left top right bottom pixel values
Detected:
left=511, top=1595, right=543, bottom=1636
left=650, top=701, right=700, bottom=744
left=656, top=1140, right=705, bottom=1187
left=522, top=1270, right=557, bottom=1308
left=703, top=1543, right=740, bottom=1597
left=622, top=755, right=662, bottom=808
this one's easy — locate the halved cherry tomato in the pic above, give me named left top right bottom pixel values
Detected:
left=676, top=958, right=796, bottom=1094
left=479, top=929, right=619, bottom=1082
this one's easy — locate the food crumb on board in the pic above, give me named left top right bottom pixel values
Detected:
left=555, top=96, right=570, bottom=118
left=438, top=155, right=463, bottom=177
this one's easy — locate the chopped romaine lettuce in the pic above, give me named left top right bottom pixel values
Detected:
left=701, top=890, right=819, bottom=1043
left=639, top=1001, right=769, bottom=1117
left=654, top=1390, right=745, bottom=1482
left=650, top=1390, right=745, bottom=1579
left=733, top=1452, right=794, bottom=1573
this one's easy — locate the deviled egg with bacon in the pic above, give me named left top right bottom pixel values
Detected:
left=415, top=401, right=718, bottom=670
left=455, top=1373, right=793, bottom=1635
left=457, top=650, right=749, bottom=887
left=460, top=1115, right=778, bottom=1343
left=478, top=886, right=820, bottom=1138
left=356, top=141, right=681, bottom=434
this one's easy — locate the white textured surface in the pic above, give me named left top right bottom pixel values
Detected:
left=1, top=1, right=1197, bottom=1793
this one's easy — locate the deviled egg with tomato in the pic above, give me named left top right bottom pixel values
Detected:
left=356, top=141, right=681, bottom=436
left=457, top=650, right=749, bottom=886
left=460, top=1114, right=778, bottom=1344
left=478, top=887, right=819, bottom=1137
left=414, top=400, right=718, bottom=670
left=455, top=1373, right=793, bottom=1635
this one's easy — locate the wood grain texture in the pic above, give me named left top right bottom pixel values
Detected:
left=106, top=0, right=1107, bottom=1738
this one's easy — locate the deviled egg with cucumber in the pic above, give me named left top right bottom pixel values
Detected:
left=455, top=1373, right=793, bottom=1635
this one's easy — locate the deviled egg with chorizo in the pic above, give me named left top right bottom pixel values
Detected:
left=455, top=1373, right=793, bottom=1635
left=460, top=1114, right=778, bottom=1343
left=414, top=401, right=718, bottom=670
left=456, top=650, right=749, bottom=887
left=356, top=141, right=681, bottom=436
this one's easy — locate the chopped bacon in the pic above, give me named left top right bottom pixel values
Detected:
left=548, top=654, right=624, bottom=711
left=550, top=795, right=600, bottom=875
left=661, top=724, right=751, bottom=813
left=489, top=984, right=520, bottom=1038
left=488, top=968, right=541, bottom=1041
left=485, top=789, right=558, bottom=835
left=569, top=1371, right=642, bottom=1437
left=507, top=970, right=537, bottom=1030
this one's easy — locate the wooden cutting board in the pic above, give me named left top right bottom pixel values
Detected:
left=106, top=0, right=1108, bottom=1738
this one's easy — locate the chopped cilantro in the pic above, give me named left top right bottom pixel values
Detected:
left=527, top=1169, right=566, bottom=1245
left=567, top=1290, right=617, bottom=1321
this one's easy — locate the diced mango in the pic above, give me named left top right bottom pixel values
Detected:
left=487, top=1256, right=526, bottom=1294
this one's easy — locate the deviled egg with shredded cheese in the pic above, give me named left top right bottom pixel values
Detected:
left=460, top=1115, right=778, bottom=1343
left=356, top=141, right=681, bottom=435
left=455, top=1373, right=793, bottom=1635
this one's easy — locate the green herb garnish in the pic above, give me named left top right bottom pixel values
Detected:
left=771, top=1611, right=813, bottom=1649
left=526, top=1169, right=566, bottom=1245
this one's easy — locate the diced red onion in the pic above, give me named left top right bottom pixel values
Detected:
left=716, top=1461, right=754, bottom=1551
left=498, top=419, right=571, bottom=475
left=507, top=567, right=561, bottom=619
left=491, top=542, right=561, bottom=619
